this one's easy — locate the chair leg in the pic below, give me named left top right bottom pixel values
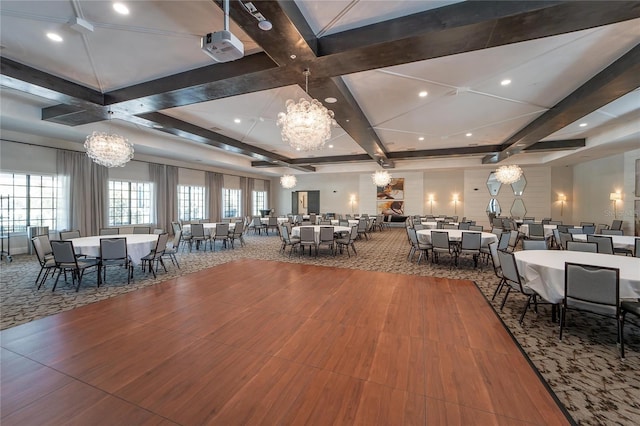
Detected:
left=620, top=311, right=626, bottom=359
left=559, top=304, right=566, bottom=340
left=499, top=287, right=511, bottom=310
left=519, top=295, right=533, bottom=324
left=491, top=278, right=505, bottom=301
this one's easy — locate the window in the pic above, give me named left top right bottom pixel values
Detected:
left=108, top=180, right=152, bottom=226
left=0, top=173, right=58, bottom=233
left=252, top=190, right=267, bottom=216
left=178, top=185, right=205, bottom=221
left=222, top=188, right=241, bottom=218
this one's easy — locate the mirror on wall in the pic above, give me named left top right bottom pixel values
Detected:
left=511, top=175, right=527, bottom=196
left=486, top=172, right=502, bottom=196
left=486, top=198, right=501, bottom=216
left=510, top=199, right=527, bottom=219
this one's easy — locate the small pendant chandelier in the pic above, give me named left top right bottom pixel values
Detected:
left=277, top=69, right=337, bottom=151
left=84, top=111, right=134, bottom=168
left=280, top=174, right=297, bottom=189
left=495, top=164, right=523, bottom=184
left=372, top=170, right=392, bottom=187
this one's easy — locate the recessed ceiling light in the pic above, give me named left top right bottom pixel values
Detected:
left=579, top=122, right=588, bottom=127
left=465, top=132, right=472, bottom=137
left=345, top=119, right=350, bottom=122
left=46, top=32, right=63, bottom=42
left=296, top=147, right=301, bottom=151
left=234, top=118, right=241, bottom=123
left=290, top=54, right=296, bottom=60
left=501, top=79, right=511, bottom=86
left=418, top=137, right=424, bottom=141
left=258, top=20, right=272, bottom=31
left=328, top=144, right=334, bottom=148
left=113, top=2, right=129, bottom=15
left=324, top=97, right=337, bottom=104
left=418, top=91, right=428, bottom=97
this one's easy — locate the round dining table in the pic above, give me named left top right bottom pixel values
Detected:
left=572, top=234, right=637, bottom=252
left=514, top=250, right=640, bottom=304
left=70, top=234, right=159, bottom=265
left=291, top=225, right=351, bottom=243
left=260, top=217, right=289, bottom=225
left=416, top=229, right=498, bottom=247
left=420, top=221, right=459, bottom=229
left=330, top=219, right=359, bottom=226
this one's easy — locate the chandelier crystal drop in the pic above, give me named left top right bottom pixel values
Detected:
left=371, top=170, right=392, bottom=187
left=84, top=131, right=134, bottom=168
left=495, top=164, right=523, bottom=185
left=277, top=69, right=337, bottom=151
left=280, top=174, right=297, bottom=189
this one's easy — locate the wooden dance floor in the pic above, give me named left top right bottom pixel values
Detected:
left=1, top=259, right=570, bottom=425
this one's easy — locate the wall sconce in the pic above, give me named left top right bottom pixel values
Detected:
left=609, top=192, right=621, bottom=218
left=349, top=194, right=357, bottom=214
left=428, top=194, right=434, bottom=215
left=452, top=193, right=459, bottom=215
left=558, top=194, right=567, bottom=216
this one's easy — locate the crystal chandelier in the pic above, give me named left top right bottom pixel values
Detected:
left=495, top=164, right=523, bottom=184
left=277, top=69, right=337, bottom=151
left=84, top=112, right=134, bottom=167
left=372, top=170, right=392, bottom=187
left=280, top=174, right=297, bottom=189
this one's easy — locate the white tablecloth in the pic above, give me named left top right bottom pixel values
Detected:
left=572, top=234, right=637, bottom=251
left=416, top=229, right=498, bottom=247
left=519, top=224, right=581, bottom=238
left=260, top=217, right=289, bottom=225
left=291, top=225, right=351, bottom=243
left=70, top=234, right=159, bottom=265
left=330, top=219, right=359, bottom=226
left=420, top=221, right=459, bottom=229
left=183, top=223, right=235, bottom=236
left=514, top=250, right=640, bottom=304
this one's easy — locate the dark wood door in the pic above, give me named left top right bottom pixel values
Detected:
left=308, top=190, right=320, bottom=214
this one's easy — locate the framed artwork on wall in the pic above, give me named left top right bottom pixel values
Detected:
left=377, top=178, right=404, bottom=200
left=378, top=200, right=404, bottom=215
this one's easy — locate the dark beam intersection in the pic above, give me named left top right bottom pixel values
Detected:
left=2, top=1, right=639, bottom=171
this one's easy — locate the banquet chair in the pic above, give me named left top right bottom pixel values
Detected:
left=267, top=216, right=279, bottom=235
left=335, top=225, right=358, bottom=257
left=189, top=223, right=209, bottom=251
left=497, top=232, right=510, bottom=251
left=458, top=232, right=481, bottom=268
left=141, top=233, right=169, bottom=278
left=153, top=228, right=164, bottom=235
left=551, top=228, right=561, bottom=249
left=558, top=232, right=573, bottom=250
left=133, top=226, right=151, bottom=234
left=357, top=219, right=369, bottom=240
left=298, top=226, right=317, bottom=256
left=580, top=222, right=595, bottom=227
left=568, top=228, right=584, bottom=235
left=469, top=225, right=483, bottom=232
left=566, top=241, right=598, bottom=253
left=497, top=249, right=540, bottom=324
left=31, top=236, right=56, bottom=290
left=596, top=224, right=610, bottom=234
left=522, top=240, right=548, bottom=250
left=635, top=238, right=640, bottom=258
left=601, top=229, right=623, bottom=236
left=338, top=219, right=349, bottom=227
left=620, top=301, right=640, bottom=358
left=250, top=217, right=266, bottom=235
left=99, top=228, right=119, bottom=235
left=407, top=228, right=430, bottom=264
left=211, top=223, right=229, bottom=251
left=431, top=231, right=457, bottom=267
left=59, top=230, right=81, bottom=240
left=50, top=240, right=100, bottom=292
left=458, top=222, right=471, bottom=230
left=582, top=225, right=596, bottom=235
left=99, top=237, right=133, bottom=284
left=587, top=235, right=614, bottom=255
left=610, top=220, right=623, bottom=231
left=162, top=231, right=181, bottom=269
left=527, top=224, right=546, bottom=243
left=560, top=263, right=621, bottom=357
left=507, top=230, right=520, bottom=252
left=279, top=224, right=300, bottom=256
left=488, top=242, right=505, bottom=301
left=228, top=221, right=245, bottom=248
left=317, top=226, right=335, bottom=255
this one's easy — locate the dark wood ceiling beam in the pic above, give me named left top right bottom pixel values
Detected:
left=312, top=1, right=640, bottom=77
left=483, top=43, right=640, bottom=164
left=138, top=111, right=314, bottom=172
left=524, top=139, right=586, bottom=152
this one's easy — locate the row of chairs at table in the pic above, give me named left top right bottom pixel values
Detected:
left=279, top=224, right=359, bottom=258
left=172, top=221, right=246, bottom=251
left=31, top=232, right=179, bottom=292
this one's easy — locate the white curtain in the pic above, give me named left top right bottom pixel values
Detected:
left=150, top=163, right=178, bottom=234
left=206, top=171, right=223, bottom=222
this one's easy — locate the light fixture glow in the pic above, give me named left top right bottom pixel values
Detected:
left=328, top=144, right=334, bottom=148
left=418, top=136, right=424, bottom=141
left=501, top=79, right=511, bottom=86
left=84, top=113, right=134, bottom=168
left=372, top=170, right=392, bottom=187
left=419, top=91, right=428, bottom=97
left=277, top=69, right=337, bottom=151
left=558, top=194, right=567, bottom=216
left=324, top=97, right=337, bottom=104
left=258, top=20, right=272, bottom=31
left=113, top=2, right=129, bottom=15
left=466, top=132, right=472, bottom=137
left=280, top=174, right=297, bottom=189
left=579, top=123, right=588, bottom=127
left=610, top=192, right=621, bottom=218
left=46, top=32, right=63, bottom=42
left=495, top=164, right=523, bottom=184
left=234, top=118, right=241, bottom=123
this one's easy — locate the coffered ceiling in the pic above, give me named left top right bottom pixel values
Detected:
left=1, top=1, right=639, bottom=176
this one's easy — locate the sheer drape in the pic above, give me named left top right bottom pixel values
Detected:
left=56, top=150, right=107, bottom=236
left=150, top=163, right=178, bottom=234
left=264, top=179, right=271, bottom=211
left=206, top=171, right=223, bottom=222
left=240, top=177, right=254, bottom=218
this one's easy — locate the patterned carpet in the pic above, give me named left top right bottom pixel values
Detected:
left=1, top=228, right=639, bottom=424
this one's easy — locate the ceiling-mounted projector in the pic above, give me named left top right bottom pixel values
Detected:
left=201, top=30, right=244, bottom=62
